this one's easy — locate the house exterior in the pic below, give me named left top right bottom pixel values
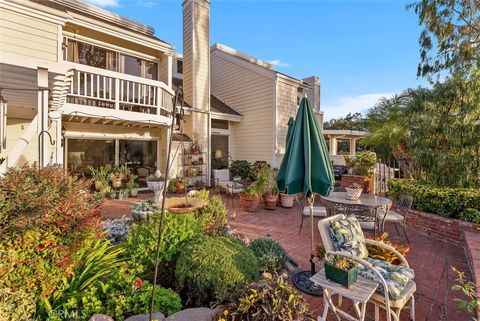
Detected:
left=0, top=0, right=177, bottom=182
left=0, top=0, right=327, bottom=185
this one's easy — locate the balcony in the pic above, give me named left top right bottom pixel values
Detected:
left=62, top=64, right=174, bottom=126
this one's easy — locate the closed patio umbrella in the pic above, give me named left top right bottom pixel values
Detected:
left=276, top=96, right=334, bottom=295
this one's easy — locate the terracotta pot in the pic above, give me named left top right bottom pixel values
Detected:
left=279, top=193, right=295, bottom=208
left=175, top=181, right=185, bottom=194
left=263, top=193, right=279, bottom=210
left=239, top=194, right=260, bottom=212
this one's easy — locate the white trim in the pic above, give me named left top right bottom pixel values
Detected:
left=211, top=43, right=275, bottom=71
left=1, top=0, right=68, bottom=25
left=210, top=111, right=242, bottom=122
left=65, top=132, right=161, bottom=140
left=211, top=48, right=276, bottom=80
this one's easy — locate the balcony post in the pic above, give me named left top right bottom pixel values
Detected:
left=156, top=87, right=161, bottom=115
left=114, top=78, right=120, bottom=110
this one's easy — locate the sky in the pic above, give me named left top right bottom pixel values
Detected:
left=85, top=0, right=427, bottom=121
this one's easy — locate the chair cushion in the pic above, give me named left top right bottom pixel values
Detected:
left=359, top=257, right=415, bottom=300
left=382, top=210, right=404, bottom=222
left=303, top=206, right=327, bottom=217
left=329, top=215, right=369, bottom=259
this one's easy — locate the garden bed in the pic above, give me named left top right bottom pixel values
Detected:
left=464, top=231, right=480, bottom=317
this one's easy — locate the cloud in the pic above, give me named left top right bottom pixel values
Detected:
left=84, top=0, right=119, bottom=7
left=322, top=93, right=395, bottom=121
left=267, top=59, right=289, bottom=68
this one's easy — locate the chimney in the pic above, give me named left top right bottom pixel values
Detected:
left=182, top=0, right=210, bottom=111
left=303, top=76, right=320, bottom=111
left=182, top=0, right=211, bottom=184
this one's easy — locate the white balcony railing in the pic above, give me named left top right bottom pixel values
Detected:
left=66, top=64, right=174, bottom=117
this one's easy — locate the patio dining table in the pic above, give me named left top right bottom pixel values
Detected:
left=320, top=192, right=392, bottom=236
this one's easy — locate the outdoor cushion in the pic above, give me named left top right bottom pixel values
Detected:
left=329, top=215, right=369, bottom=259
left=380, top=209, right=404, bottom=223
left=359, top=257, right=415, bottom=300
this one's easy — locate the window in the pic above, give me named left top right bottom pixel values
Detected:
left=65, top=39, right=118, bottom=71
left=211, top=119, right=229, bottom=130
left=67, top=139, right=115, bottom=171
left=177, top=60, right=183, bottom=74
left=63, top=38, right=158, bottom=80
left=119, top=140, right=157, bottom=169
left=337, top=139, right=351, bottom=155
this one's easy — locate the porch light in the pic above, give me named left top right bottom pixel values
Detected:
left=61, top=126, right=66, bottom=147
left=214, top=149, right=223, bottom=159
left=0, top=93, right=7, bottom=151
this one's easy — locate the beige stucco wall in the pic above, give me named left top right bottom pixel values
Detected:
left=211, top=51, right=275, bottom=164
left=0, top=7, right=59, bottom=62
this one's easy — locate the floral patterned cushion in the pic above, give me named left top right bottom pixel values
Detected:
left=329, top=215, right=369, bottom=259
left=359, top=258, right=415, bottom=300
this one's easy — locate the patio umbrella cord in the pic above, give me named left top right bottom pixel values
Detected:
left=292, top=270, right=323, bottom=296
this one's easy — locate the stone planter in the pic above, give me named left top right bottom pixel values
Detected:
left=147, top=181, right=166, bottom=203
left=108, top=191, right=117, bottom=199
left=239, top=194, right=260, bottom=212
left=325, top=261, right=358, bottom=288
left=118, top=190, right=129, bottom=200
left=129, top=188, right=139, bottom=197
left=279, top=193, right=295, bottom=208
left=263, top=193, right=279, bottom=210
left=340, top=175, right=374, bottom=193
left=131, top=210, right=154, bottom=221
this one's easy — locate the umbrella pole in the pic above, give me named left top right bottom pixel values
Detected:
left=309, top=194, right=315, bottom=275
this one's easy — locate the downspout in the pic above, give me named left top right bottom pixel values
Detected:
left=273, top=75, right=278, bottom=167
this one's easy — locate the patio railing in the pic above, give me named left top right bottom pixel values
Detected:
left=67, top=64, right=174, bottom=117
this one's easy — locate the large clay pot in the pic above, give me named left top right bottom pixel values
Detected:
left=263, top=193, right=279, bottom=210
left=279, top=193, right=295, bottom=208
left=175, top=181, right=185, bottom=194
left=239, top=194, right=260, bottom=212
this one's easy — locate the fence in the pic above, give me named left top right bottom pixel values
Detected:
left=374, top=158, right=411, bottom=196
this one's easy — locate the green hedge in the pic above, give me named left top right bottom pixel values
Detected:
left=388, top=179, right=480, bottom=221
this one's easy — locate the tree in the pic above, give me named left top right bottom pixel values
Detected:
left=409, top=0, right=480, bottom=76
left=323, top=112, right=367, bottom=131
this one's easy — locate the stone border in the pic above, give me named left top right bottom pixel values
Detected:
left=463, top=231, right=480, bottom=317
left=403, top=208, right=478, bottom=244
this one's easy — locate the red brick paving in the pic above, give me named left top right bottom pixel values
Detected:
left=101, top=191, right=473, bottom=321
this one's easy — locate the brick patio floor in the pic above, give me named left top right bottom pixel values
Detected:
left=101, top=191, right=472, bottom=321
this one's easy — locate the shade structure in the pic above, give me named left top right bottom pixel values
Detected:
left=277, top=97, right=334, bottom=198
left=276, top=97, right=334, bottom=296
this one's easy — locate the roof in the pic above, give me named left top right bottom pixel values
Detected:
left=172, top=78, right=242, bottom=117
left=33, top=0, right=170, bottom=45
left=172, top=133, right=192, bottom=142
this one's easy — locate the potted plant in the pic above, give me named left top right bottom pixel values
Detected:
left=239, top=186, right=261, bottom=212
left=263, top=182, right=279, bottom=210
left=279, top=193, right=295, bottom=208
left=259, top=166, right=279, bottom=210
left=324, top=255, right=358, bottom=288
left=147, top=169, right=166, bottom=203
left=230, top=160, right=252, bottom=180
left=131, top=200, right=159, bottom=221
left=109, top=171, right=124, bottom=189
left=118, top=188, right=129, bottom=200
left=345, top=182, right=363, bottom=200
left=167, top=178, right=178, bottom=193
left=341, top=151, right=377, bottom=193
left=88, top=165, right=111, bottom=191
left=126, top=176, right=138, bottom=197
left=105, top=186, right=116, bottom=200
left=175, top=177, right=188, bottom=194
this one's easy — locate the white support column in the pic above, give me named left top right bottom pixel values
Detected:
left=114, top=139, right=120, bottom=166
left=329, top=136, right=337, bottom=156
left=114, top=78, right=120, bottom=110
left=55, top=117, right=63, bottom=166
left=37, top=67, right=49, bottom=167
left=166, top=55, right=173, bottom=89
left=350, top=138, right=356, bottom=156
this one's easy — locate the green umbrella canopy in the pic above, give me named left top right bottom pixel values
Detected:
left=276, top=97, right=334, bottom=197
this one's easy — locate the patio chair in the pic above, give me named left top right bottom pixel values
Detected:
left=379, top=195, right=413, bottom=243
left=318, top=214, right=416, bottom=321
left=212, top=169, right=245, bottom=208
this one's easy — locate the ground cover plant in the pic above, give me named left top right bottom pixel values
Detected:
left=248, top=238, right=288, bottom=272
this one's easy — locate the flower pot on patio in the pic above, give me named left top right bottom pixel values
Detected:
left=239, top=194, right=260, bottom=212
left=279, top=193, right=295, bottom=208
left=175, top=181, right=185, bottom=194
left=324, top=261, right=358, bottom=288
left=263, top=193, right=279, bottom=210
left=112, top=180, right=122, bottom=189
left=132, top=210, right=154, bottom=221
left=129, top=188, right=139, bottom=197
left=118, top=190, right=129, bottom=200
left=108, top=191, right=117, bottom=199
left=94, top=180, right=103, bottom=191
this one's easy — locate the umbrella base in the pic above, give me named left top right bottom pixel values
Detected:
left=292, top=270, right=322, bottom=296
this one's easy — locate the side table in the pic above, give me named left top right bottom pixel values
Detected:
left=310, top=269, right=378, bottom=321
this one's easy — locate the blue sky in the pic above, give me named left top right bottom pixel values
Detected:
left=86, top=0, right=426, bottom=120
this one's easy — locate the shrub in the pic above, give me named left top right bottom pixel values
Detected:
left=353, top=151, right=377, bottom=176
left=388, top=179, right=480, bottom=219
left=175, top=236, right=260, bottom=305
left=229, top=160, right=252, bottom=179
left=459, top=208, right=480, bottom=224
left=195, top=193, right=228, bottom=235
left=126, top=212, right=201, bottom=274
left=223, top=272, right=314, bottom=321
left=248, top=238, right=288, bottom=272
left=0, top=288, right=36, bottom=321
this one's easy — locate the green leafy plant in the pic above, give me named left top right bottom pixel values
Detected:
left=131, top=200, right=159, bottom=212
left=241, top=186, right=260, bottom=198
left=222, top=272, right=314, bottom=321
left=353, top=151, right=377, bottom=176
left=0, top=288, right=36, bottom=321
left=126, top=213, right=201, bottom=274
left=451, top=266, right=479, bottom=317
left=388, top=179, right=480, bottom=219
left=248, top=238, right=288, bottom=272
left=249, top=161, right=270, bottom=181
left=230, top=160, right=252, bottom=179
left=167, top=177, right=178, bottom=193
left=175, top=236, right=260, bottom=305
left=195, top=194, right=228, bottom=235
left=326, top=255, right=356, bottom=271
left=459, top=208, right=480, bottom=224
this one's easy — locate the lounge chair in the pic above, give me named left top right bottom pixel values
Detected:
left=318, top=214, right=416, bottom=321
